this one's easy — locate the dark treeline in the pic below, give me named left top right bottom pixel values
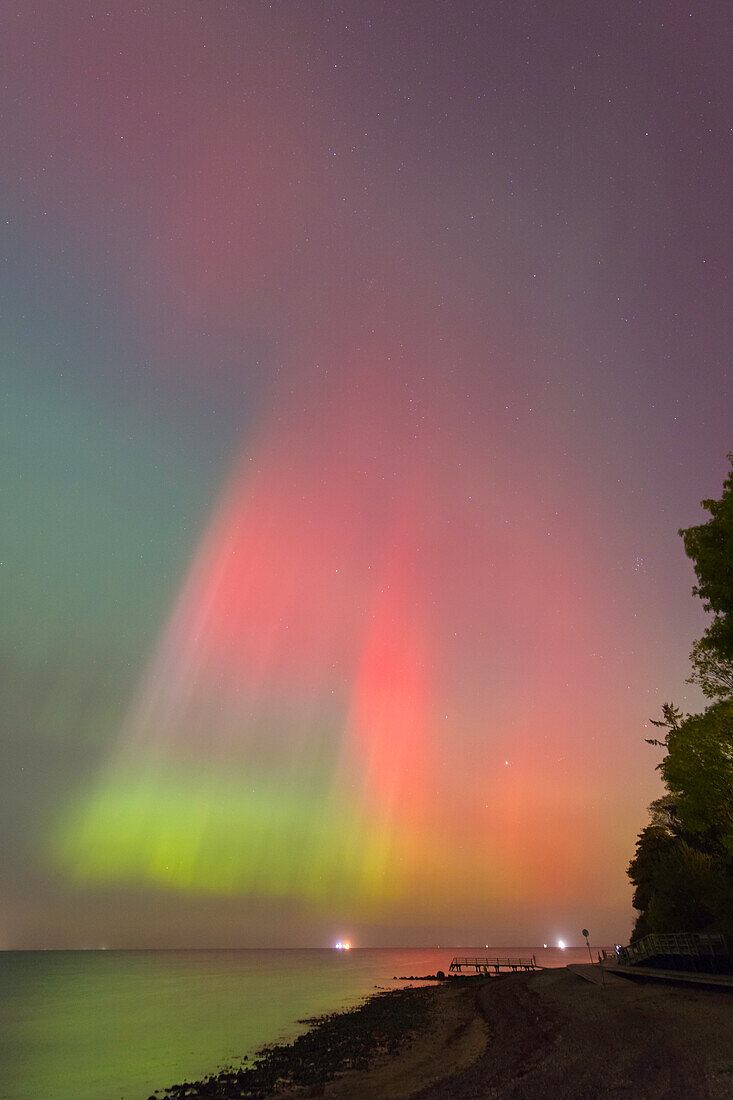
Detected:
left=628, top=455, right=733, bottom=940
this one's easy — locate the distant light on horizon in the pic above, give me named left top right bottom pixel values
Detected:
left=334, top=941, right=351, bottom=950
left=558, top=939, right=566, bottom=950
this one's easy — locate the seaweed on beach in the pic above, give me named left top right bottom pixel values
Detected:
left=158, top=984, right=434, bottom=1098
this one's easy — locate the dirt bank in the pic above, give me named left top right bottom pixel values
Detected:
left=410, top=968, right=733, bottom=1099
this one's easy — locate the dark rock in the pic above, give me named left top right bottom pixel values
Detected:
left=160, top=985, right=434, bottom=1098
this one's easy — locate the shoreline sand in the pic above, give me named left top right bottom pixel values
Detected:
left=160, top=968, right=733, bottom=1099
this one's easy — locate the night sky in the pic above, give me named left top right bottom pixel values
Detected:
left=2, top=1, right=730, bottom=949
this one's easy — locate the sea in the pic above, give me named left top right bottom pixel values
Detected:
left=0, top=945, right=593, bottom=1100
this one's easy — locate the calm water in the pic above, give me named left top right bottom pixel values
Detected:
left=0, top=946, right=591, bottom=1099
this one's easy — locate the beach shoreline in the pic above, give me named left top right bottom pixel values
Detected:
left=159, top=967, right=733, bottom=1098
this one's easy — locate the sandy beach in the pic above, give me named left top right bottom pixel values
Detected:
left=161, top=967, right=733, bottom=1099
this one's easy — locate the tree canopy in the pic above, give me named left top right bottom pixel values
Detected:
left=629, top=458, right=733, bottom=940
left=679, top=452, right=733, bottom=663
left=661, top=701, right=733, bottom=858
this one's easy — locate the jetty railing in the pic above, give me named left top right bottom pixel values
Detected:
left=449, top=955, right=539, bottom=974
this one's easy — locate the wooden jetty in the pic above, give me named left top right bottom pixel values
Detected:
left=449, top=955, right=540, bottom=975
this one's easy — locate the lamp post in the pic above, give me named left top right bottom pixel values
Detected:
left=582, top=928, right=593, bottom=965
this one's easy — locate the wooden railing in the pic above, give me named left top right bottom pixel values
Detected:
left=615, top=932, right=727, bottom=966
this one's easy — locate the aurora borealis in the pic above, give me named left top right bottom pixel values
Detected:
left=1, top=2, right=731, bottom=948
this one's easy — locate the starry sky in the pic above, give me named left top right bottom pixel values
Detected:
left=1, top=1, right=730, bottom=949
